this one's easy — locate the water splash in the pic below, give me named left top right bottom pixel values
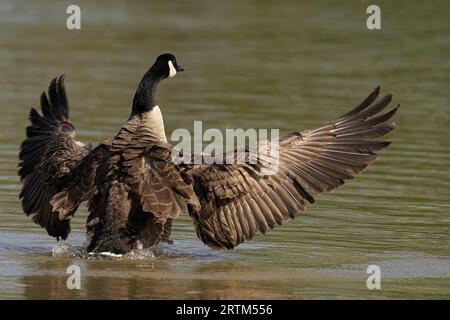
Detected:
left=51, top=241, right=189, bottom=260
left=51, top=242, right=79, bottom=257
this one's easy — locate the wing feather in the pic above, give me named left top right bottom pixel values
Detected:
left=188, top=87, right=398, bottom=249
left=18, top=75, right=91, bottom=239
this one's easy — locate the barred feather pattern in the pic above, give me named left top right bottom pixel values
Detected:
left=50, top=114, right=200, bottom=253
left=188, top=86, right=398, bottom=250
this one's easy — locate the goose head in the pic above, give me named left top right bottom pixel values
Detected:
left=151, top=53, right=185, bottom=79
left=131, top=53, right=185, bottom=115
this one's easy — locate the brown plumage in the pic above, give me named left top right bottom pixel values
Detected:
left=187, top=86, right=398, bottom=249
left=18, top=54, right=398, bottom=253
left=18, top=75, right=91, bottom=240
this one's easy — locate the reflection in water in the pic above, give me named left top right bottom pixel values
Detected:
left=20, top=250, right=450, bottom=299
left=0, top=0, right=449, bottom=299
left=20, top=250, right=333, bottom=299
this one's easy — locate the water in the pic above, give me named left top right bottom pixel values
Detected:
left=0, top=0, right=449, bottom=299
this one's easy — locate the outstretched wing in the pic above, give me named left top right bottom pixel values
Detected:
left=188, top=87, right=398, bottom=250
left=18, top=75, right=91, bottom=240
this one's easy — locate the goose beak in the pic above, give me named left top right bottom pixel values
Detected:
left=176, top=65, right=185, bottom=72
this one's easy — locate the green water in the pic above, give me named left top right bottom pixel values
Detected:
left=0, top=0, right=449, bottom=299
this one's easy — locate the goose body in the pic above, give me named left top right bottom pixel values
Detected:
left=18, top=53, right=398, bottom=253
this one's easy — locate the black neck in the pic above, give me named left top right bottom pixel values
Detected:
left=131, top=68, right=164, bottom=115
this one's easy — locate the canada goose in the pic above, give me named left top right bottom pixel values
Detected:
left=19, top=53, right=398, bottom=254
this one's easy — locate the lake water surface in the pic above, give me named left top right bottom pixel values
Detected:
left=0, top=0, right=449, bottom=299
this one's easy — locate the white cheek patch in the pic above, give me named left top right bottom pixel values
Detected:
left=168, top=60, right=177, bottom=78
